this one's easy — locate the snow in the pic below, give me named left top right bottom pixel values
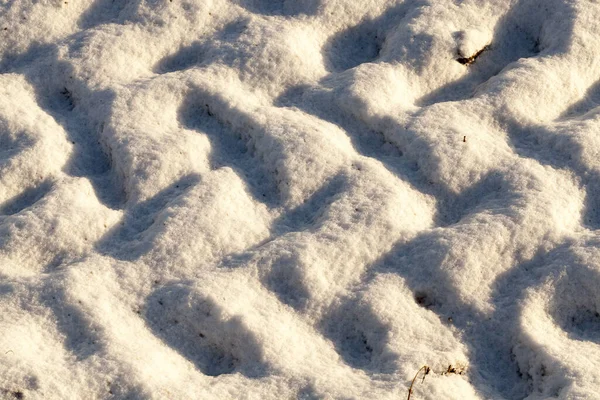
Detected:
left=1, top=0, right=600, bottom=398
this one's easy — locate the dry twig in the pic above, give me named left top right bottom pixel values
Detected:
left=456, top=45, right=490, bottom=65
left=407, top=365, right=430, bottom=400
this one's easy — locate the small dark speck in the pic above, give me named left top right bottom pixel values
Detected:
left=158, top=300, right=164, bottom=306
left=199, top=332, right=205, bottom=338
left=12, top=392, right=24, bottom=399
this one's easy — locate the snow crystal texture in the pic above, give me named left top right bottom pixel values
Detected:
left=2, top=0, right=600, bottom=399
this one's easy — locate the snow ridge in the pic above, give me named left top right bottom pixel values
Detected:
left=2, top=0, right=600, bottom=398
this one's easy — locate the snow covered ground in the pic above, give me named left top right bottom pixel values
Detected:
left=2, top=0, right=600, bottom=398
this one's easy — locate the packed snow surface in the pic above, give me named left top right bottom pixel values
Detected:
left=2, top=0, right=600, bottom=398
